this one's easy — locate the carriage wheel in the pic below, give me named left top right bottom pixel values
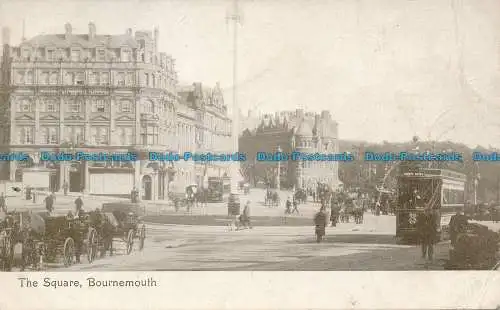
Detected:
left=139, top=225, right=146, bottom=251
left=63, top=237, right=75, bottom=267
left=86, top=228, right=98, bottom=263
left=126, top=229, right=134, bottom=255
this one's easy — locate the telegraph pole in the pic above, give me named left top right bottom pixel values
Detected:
left=227, top=0, right=241, bottom=195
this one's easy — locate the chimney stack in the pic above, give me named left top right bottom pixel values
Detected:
left=126, top=28, right=132, bottom=36
left=88, top=22, right=96, bottom=40
left=65, top=23, right=72, bottom=39
left=2, top=27, right=10, bottom=45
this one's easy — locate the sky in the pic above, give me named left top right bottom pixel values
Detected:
left=0, top=0, right=499, bottom=147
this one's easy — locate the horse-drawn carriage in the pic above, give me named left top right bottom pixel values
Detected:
left=294, top=189, right=307, bottom=204
left=0, top=210, right=100, bottom=270
left=101, top=202, right=146, bottom=255
left=264, top=189, right=280, bottom=207
left=169, top=185, right=197, bottom=212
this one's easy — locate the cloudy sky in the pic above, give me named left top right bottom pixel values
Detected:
left=1, top=0, right=499, bottom=147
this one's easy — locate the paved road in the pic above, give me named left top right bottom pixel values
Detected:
left=60, top=214, right=451, bottom=271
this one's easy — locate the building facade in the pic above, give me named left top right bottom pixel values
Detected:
left=239, top=109, right=340, bottom=190
left=177, top=82, right=233, bottom=186
left=0, top=23, right=181, bottom=200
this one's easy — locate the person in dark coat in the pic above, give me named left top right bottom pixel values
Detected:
left=44, top=193, right=54, bottom=213
left=0, top=193, right=6, bottom=212
left=449, top=209, right=468, bottom=247
left=74, top=196, right=84, bottom=215
left=416, top=208, right=438, bottom=261
left=285, top=198, right=292, bottom=214
left=314, top=206, right=328, bottom=242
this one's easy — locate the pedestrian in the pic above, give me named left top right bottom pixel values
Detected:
left=314, top=206, right=328, bottom=243
left=449, top=209, right=468, bottom=247
left=292, top=198, right=300, bottom=214
left=416, top=207, right=438, bottom=262
left=330, top=199, right=339, bottom=227
left=239, top=200, right=252, bottom=229
left=44, top=193, right=54, bottom=213
left=312, top=191, right=316, bottom=203
left=74, top=196, right=84, bottom=216
left=0, top=192, right=6, bottom=213
left=285, top=197, right=292, bottom=214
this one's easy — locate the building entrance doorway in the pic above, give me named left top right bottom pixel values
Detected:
left=142, top=175, right=152, bottom=200
left=69, top=171, right=82, bottom=192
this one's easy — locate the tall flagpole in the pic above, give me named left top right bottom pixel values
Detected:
left=228, top=0, right=240, bottom=195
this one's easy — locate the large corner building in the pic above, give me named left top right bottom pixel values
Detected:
left=0, top=23, right=233, bottom=200
left=239, top=109, right=340, bottom=190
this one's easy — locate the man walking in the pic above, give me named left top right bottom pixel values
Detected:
left=0, top=192, right=6, bottom=212
left=285, top=197, right=292, bottom=214
left=292, top=198, right=300, bottom=215
left=44, top=193, right=54, bottom=214
left=416, top=207, right=438, bottom=261
left=74, top=196, right=84, bottom=215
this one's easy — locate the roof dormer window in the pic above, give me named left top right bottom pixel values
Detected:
left=71, top=49, right=81, bottom=62
left=97, top=48, right=106, bottom=61
left=121, top=49, right=131, bottom=62
left=22, top=49, right=30, bottom=59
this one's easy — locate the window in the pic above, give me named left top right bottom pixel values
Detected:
left=22, top=49, right=30, bottom=59
left=93, top=99, right=106, bottom=113
left=152, top=75, right=156, bottom=88
left=97, top=49, right=106, bottom=61
left=67, top=100, right=81, bottom=113
left=40, top=127, right=58, bottom=144
left=71, top=49, right=81, bottom=62
left=43, top=99, right=58, bottom=112
left=65, top=126, right=84, bottom=144
left=126, top=72, right=134, bottom=85
left=118, top=127, right=134, bottom=145
left=26, top=71, right=33, bottom=84
left=16, top=71, right=25, bottom=84
left=18, top=99, right=32, bottom=112
left=18, top=127, right=34, bottom=144
left=116, top=73, right=125, bottom=86
left=39, top=72, right=49, bottom=85
left=65, top=72, right=75, bottom=85
left=141, top=126, right=159, bottom=145
left=91, top=127, right=109, bottom=145
left=120, top=100, right=132, bottom=113
left=144, top=73, right=150, bottom=87
left=47, top=49, right=55, bottom=61
left=88, top=72, right=97, bottom=85
left=143, top=100, right=155, bottom=113
left=122, top=49, right=131, bottom=62
left=75, top=72, right=84, bottom=85
left=49, top=72, right=58, bottom=84
left=100, top=72, right=109, bottom=85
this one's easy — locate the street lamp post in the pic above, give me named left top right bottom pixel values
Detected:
left=228, top=0, right=241, bottom=196
left=474, top=172, right=480, bottom=205
left=277, top=145, right=281, bottom=190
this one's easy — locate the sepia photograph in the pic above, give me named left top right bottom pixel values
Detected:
left=0, top=0, right=499, bottom=282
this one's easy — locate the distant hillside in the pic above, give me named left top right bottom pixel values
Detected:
left=337, top=139, right=500, bottom=203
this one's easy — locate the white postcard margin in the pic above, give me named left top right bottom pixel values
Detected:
left=0, top=271, right=499, bottom=309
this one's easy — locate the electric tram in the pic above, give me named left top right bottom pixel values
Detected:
left=396, top=167, right=466, bottom=243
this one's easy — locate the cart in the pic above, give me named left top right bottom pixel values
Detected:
left=101, top=202, right=146, bottom=255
